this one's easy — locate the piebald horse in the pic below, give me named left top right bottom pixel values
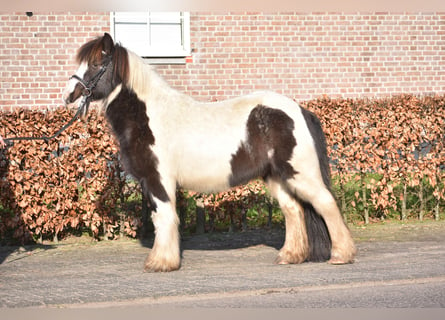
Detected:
left=63, top=33, right=356, bottom=272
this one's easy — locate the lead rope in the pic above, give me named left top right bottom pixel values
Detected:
left=2, top=96, right=90, bottom=147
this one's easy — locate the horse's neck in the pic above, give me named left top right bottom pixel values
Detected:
left=128, top=64, right=191, bottom=105
left=125, top=51, right=196, bottom=116
left=146, top=78, right=197, bottom=118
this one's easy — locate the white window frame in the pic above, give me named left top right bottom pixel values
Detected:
left=110, top=12, right=191, bottom=58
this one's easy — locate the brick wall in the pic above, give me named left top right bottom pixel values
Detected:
left=1, top=12, right=444, bottom=112
left=159, top=12, right=445, bottom=102
left=0, top=12, right=109, bottom=112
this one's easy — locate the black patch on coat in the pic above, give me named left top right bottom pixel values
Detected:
left=301, top=108, right=332, bottom=262
left=105, top=87, right=169, bottom=209
left=229, top=105, right=297, bottom=187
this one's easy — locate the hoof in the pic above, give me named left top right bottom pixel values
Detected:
left=275, top=249, right=306, bottom=265
left=328, top=247, right=356, bottom=265
left=275, top=257, right=290, bottom=265
left=328, top=257, right=353, bottom=265
left=144, top=255, right=181, bottom=273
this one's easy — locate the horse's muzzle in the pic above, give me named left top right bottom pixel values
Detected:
left=62, top=84, right=83, bottom=107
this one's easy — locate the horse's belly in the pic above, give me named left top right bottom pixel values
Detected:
left=179, top=173, right=231, bottom=193
left=176, top=153, right=233, bottom=193
left=170, top=121, right=246, bottom=193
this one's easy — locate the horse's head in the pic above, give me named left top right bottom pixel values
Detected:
left=63, top=33, right=129, bottom=115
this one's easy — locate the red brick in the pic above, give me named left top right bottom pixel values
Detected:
left=1, top=12, right=445, bottom=112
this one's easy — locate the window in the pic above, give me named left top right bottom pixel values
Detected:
left=110, top=12, right=191, bottom=58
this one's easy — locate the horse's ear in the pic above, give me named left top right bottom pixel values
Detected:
left=102, top=33, right=115, bottom=56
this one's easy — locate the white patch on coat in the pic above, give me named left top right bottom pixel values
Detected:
left=151, top=200, right=179, bottom=246
left=62, top=62, right=88, bottom=104
left=148, top=198, right=181, bottom=270
left=102, top=84, right=122, bottom=112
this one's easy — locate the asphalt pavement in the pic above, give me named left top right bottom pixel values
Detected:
left=1, top=222, right=444, bottom=309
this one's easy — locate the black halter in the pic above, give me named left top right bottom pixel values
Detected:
left=70, top=58, right=112, bottom=117
left=69, top=58, right=112, bottom=99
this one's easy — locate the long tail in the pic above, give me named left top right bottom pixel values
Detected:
left=301, top=108, right=332, bottom=262
left=303, top=201, right=331, bottom=261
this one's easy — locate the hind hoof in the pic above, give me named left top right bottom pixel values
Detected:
left=275, top=249, right=306, bottom=265
left=328, top=257, right=353, bottom=265
left=328, top=250, right=356, bottom=265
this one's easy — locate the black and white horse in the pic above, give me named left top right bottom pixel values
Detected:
left=63, top=33, right=356, bottom=272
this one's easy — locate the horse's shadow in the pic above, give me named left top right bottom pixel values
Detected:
left=138, top=191, right=284, bottom=253
left=139, top=227, right=285, bottom=253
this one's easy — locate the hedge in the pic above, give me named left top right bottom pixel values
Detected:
left=0, top=108, right=140, bottom=244
left=301, top=95, right=444, bottom=223
left=1, top=95, right=444, bottom=243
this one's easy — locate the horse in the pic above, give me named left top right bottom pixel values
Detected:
left=63, top=33, right=356, bottom=272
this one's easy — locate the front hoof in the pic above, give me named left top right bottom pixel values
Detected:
left=144, top=255, right=181, bottom=272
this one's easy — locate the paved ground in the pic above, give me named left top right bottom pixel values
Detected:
left=0, top=221, right=444, bottom=308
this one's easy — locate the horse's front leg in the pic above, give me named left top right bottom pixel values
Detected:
left=144, top=197, right=181, bottom=272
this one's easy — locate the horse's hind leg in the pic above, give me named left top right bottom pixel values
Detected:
left=267, top=179, right=309, bottom=264
left=287, top=174, right=356, bottom=264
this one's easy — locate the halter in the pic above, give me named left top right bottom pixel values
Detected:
left=68, top=58, right=112, bottom=117
left=69, top=58, right=112, bottom=99
left=1, top=58, right=112, bottom=147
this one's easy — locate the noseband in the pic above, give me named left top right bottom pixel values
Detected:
left=68, top=58, right=112, bottom=117
left=70, top=58, right=112, bottom=99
